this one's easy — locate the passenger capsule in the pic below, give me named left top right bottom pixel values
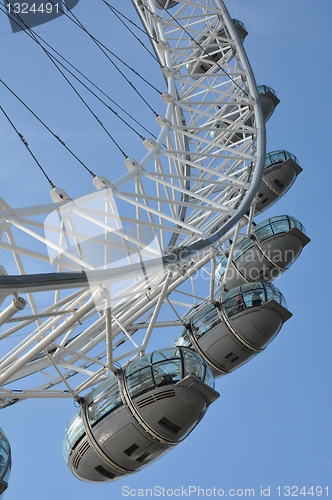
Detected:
left=231, top=19, right=248, bottom=43
left=256, top=150, right=303, bottom=213
left=210, top=84, right=279, bottom=143
left=155, top=0, right=179, bottom=8
left=257, top=85, right=280, bottom=122
left=175, top=282, right=291, bottom=376
left=215, top=215, right=310, bottom=290
left=63, top=347, right=218, bottom=483
left=0, top=428, right=11, bottom=498
left=186, top=19, right=248, bottom=77
left=209, top=104, right=246, bottom=143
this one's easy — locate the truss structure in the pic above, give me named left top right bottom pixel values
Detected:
left=0, top=0, right=265, bottom=407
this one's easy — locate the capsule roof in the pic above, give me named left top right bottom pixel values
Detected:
left=234, top=215, right=308, bottom=260
left=175, top=281, right=292, bottom=360
left=221, top=281, right=288, bottom=313
left=125, top=347, right=215, bottom=399
left=266, top=150, right=299, bottom=169
left=232, top=19, right=246, bottom=30
left=177, top=281, right=289, bottom=339
left=258, top=85, right=277, bottom=98
left=257, top=214, right=305, bottom=232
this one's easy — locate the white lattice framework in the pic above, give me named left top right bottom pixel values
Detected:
left=0, top=0, right=265, bottom=407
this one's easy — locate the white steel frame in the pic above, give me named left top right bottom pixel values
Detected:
left=0, top=0, right=265, bottom=407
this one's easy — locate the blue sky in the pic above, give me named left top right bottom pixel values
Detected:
left=0, top=1, right=331, bottom=498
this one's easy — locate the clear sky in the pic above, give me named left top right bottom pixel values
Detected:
left=0, top=1, right=331, bottom=499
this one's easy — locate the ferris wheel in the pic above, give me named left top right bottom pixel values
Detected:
left=0, top=0, right=309, bottom=491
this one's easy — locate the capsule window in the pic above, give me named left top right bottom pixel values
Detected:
left=126, top=354, right=152, bottom=377
left=203, top=365, right=215, bottom=389
left=175, top=330, right=192, bottom=348
left=261, top=197, right=269, bottom=204
left=264, top=282, right=287, bottom=308
left=230, top=356, right=239, bottom=363
left=270, top=216, right=290, bottom=235
left=88, top=383, right=122, bottom=426
left=288, top=216, right=305, bottom=233
left=255, top=224, right=274, bottom=241
left=0, top=440, right=9, bottom=455
left=223, top=293, right=245, bottom=317
left=215, top=255, right=228, bottom=280
left=183, top=349, right=205, bottom=382
left=236, top=236, right=255, bottom=255
left=225, top=352, right=233, bottom=359
left=62, top=433, right=71, bottom=465
left=152, top=348, right=180, bottom=364
left=153, top=361, right=181, bottom=387
left=0, top=450, right=9, bottom=485
left=191, top=304, right=220, bottom=338
left=67, top=413, right=85, bottom=450
left=243, top=285, right=265, bottom=308
left=127, top=367, right=154, bottom=398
